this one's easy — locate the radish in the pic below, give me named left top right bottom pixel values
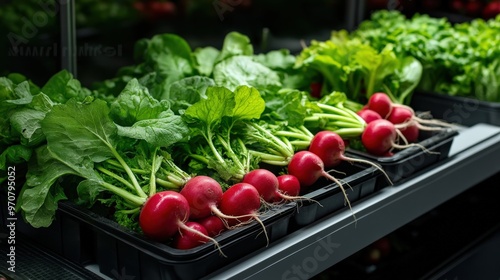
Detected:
left=361, top=119, right=398, bottom=156
left=287, top=151, right=355, bottom=218
left=220, top=182, right=269, bottom=244
left=198, top=215, right=226, bottom=237
left=361, top=119, right=435, bottom=157
left=368, top=92, right=454, bottom=134
left=243, top=169, right=309, bottom=203
left=357, top=108, right=382, bottom=124
left=308, top=131, right=392, bottom=183
left=139, top=191, right=222, bottom=252
left=139, top=191, right=191, bottom=241
left=242, top=169, right=279, bottom=202
left=219, top=183, right=262, bottom=226
left=172, top=221, right=210, bottom=250
left=367, top=92, right=393, bottom=119
left=180, top=175, right=257, bottom=222
left=276, top=174, right=301, bottom=197
left=387, top=106, right=419, bottom=143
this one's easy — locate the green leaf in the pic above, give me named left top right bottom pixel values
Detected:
left=10, top=108, right=46, bottom=147
left=319, top=91, right=348, bottom=106
left=213, top=56, right=282, bottom=92
left=167, top=76, right=215, bottom=113
left=215, top=32, right=254, bottom=63
left=184, top=86, right=235, bottom=130
left=110, top=79, right=170, bottom=126
left=194, top=46, right=220, bottom=76
left=0, top=144, right=32, bottom=171
left=77, top=179, right=105, bottom=207
left=144, top=34, right=196, bottom=95
left=254, top=49, right=296, bottom=70
left=41, top=70, right=90, bottom=103
left=231, top=86, right=265, bottom=121
left=5, top=81, right=32, bottom=105
left=391, top=56, right=423, bottom=104
left=19, top=146, right=75, bottom=228
left=41, top=99, right=118, bottom=165
left=116, top=112, right=189, bottom=148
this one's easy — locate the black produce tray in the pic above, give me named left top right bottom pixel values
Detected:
left=291, top=162, right=383, bottom=228
left=15, top=197, right=295, bottom=280
left=346, top=128, right=458, bottom=184
left=410, top=92, right=500, bottom=127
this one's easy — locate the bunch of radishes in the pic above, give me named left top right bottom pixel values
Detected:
left=357, top=92, right=453, bottom=156
left=138, top=169, right=304, bottom=252
left=138, top=129, right=375, bottom=251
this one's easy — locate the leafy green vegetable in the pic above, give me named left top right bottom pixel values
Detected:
left=41, top=70, right=92, bottom=103
left=296, top=31, right=417, bottom=104
left=183, top=85, right=264, bottom=182
left=213, top=55, right=282, bottom=92
left=354, top=10, right=500, bottom=102
left=215, top=31, right=254, bottom=64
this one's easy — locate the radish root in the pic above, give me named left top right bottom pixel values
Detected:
left=322, top=171, right=357, bottom=223
left=178, top=221, right=226, bottom=257
left=340, top=155, right=393, bottom=185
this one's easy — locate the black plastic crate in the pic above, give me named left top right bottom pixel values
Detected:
left=346, top=128, right=458, bottom=184
left=410, top=92, right=500, bottom=127
left=291, top=162, right=383, bottom=228
left=18, top=199, right=294, bottom=280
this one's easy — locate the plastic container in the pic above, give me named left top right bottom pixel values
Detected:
left=16, top=198, right=295, bottom=280
left=346, top=128, right=458, bottom=184
left=291, top=162, right=383, bottom=227
left=410, top=92, right=500, bottom=127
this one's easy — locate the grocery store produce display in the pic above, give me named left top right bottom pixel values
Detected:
left=1, top=21, right=462, bottom=279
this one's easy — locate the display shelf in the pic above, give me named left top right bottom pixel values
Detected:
left=201, top=123, right=500, bottom=280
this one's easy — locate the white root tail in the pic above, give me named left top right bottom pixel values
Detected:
left=322, top=172, right=357, bottom=223
left=177, top=221, right=226, bottom=257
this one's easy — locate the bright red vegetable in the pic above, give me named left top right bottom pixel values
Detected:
left=139, top=191, right=190, bottom=241
left=172, top=221, right=210, bottom=250
left=361, top=119, right=398, bottom=156
left=357, top=108, right=382, bottom=124
left=387, top=106, right=419, bottom=143
left=219, top=183, right=262, bottom=226
left=243, top=169, right=306, bottom=203
left=198, top=215, right=226, bottom=237
left=308, top=131, right=391, bottom=183
left=287, top=151, right=355, bottom=218
left=180, top=175, right=255, bottom=223
left=180, top=176, right=223, bottom=220
left=276, top=174, right=301, bottom=198
left=367, top=92, right=393, bottom=119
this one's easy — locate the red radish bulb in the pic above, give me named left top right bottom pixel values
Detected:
left=243, top=169, right=280, bottom=202
left=198, top=215, right=226, bottom=237
left=277, top=174, right=301, bottom=197
left=308, top=131, right=393, bottom=184
left=367, top=92, right=393, bottom=119
left=357, top=109, right=382, bottom=124
left=180, top=176, right=223, bottom=220
left=139, top=191, right=190, bottom=241
left=172, top=222, right=209, bottom=250
left=220, top=183, right=262, bottom=226
left=361, top=119, right=398, bottom=156
left=181, top=175, right=255, bottom=223
left=287, top=150, right=356, bottom=219
left=387, top=106, right=420, bottom=143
